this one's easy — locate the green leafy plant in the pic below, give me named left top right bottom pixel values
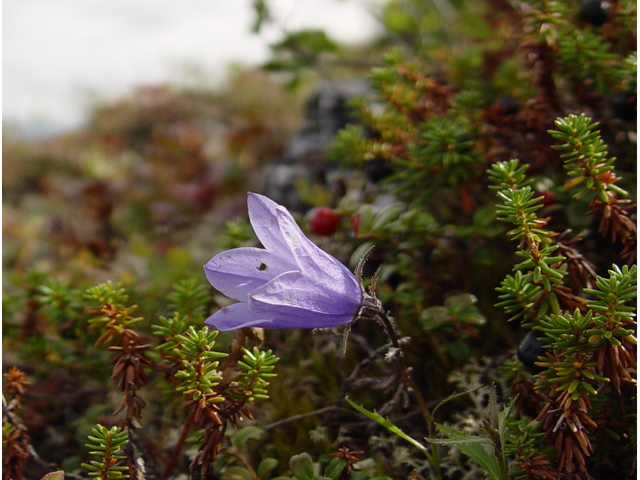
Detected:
left=270, top=450, right=390, bottom=480
left=550, top=114, right=636, bottom=261
left=167, top=278, right=211, bottom=324
left=85, top=282, right=149, bottom=425
left=81, top=424, right=130, bottom=480
left=156, top=321, right=279, bottom=479
left=489, top=124, right=636, bottom=477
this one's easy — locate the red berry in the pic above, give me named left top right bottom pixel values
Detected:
left=308, top=207, right=341, bottom=236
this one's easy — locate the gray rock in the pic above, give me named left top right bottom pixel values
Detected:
left=266, top=80, right=373, bottom=210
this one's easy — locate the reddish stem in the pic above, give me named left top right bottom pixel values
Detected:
left=162, top=409, right=196, bottom=478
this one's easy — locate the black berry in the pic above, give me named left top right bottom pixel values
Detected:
left=611, top=91, right=637, bottom=122
left=364, top=158, right=394, bottom=183
left=578, top=0, right=607, bottom=27
left=517, top=331, right=548, bottom=374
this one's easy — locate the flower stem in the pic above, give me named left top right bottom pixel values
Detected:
left=376, top=312, right=442, bottom=480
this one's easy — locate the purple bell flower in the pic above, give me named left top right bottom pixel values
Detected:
left=204, top=193, right=363, bottom=331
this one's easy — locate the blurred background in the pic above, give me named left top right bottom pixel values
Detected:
left=3, top=0, right=382, bottom=135
left=3, top=0, right=393, bottom=276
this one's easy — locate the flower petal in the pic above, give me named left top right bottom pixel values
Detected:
left=205, top=302, right=271, bottom=331
left=251, top=310, right=354, bottom=329
left=206, top=300, right=348, bottom=330
left=247, top=193, right=292, bottom=256
left=249, top=271, right=361, bottom=322
left=204, top=193, right=365, bottom=331
left=274, top=206, right=361, bottom=294
left=204, top=247, right=297, bottom=301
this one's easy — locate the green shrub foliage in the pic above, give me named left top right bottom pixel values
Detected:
left=2, top=1, right=635, bottom=479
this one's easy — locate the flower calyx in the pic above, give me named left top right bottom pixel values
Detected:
left=354, top=245, right=385, bottom=321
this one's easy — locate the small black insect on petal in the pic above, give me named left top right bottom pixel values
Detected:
left=257, top=262, right=268, bottom=271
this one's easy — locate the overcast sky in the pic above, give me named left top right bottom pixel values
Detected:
left=3, top=0, right=381, bottom=131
